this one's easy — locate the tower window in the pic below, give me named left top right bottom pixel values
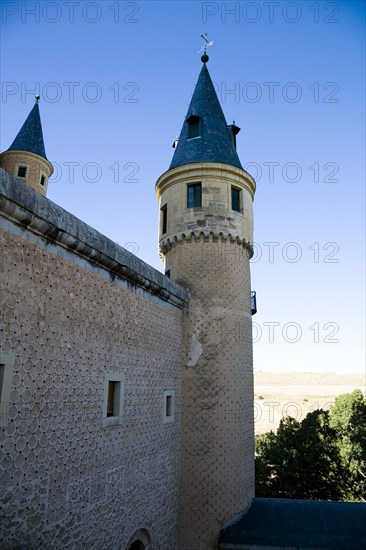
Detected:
left=231, top=187, right=241, bottom=212
left=187, top=115, right=201, bottom=139
left=17, top=166, right=27, bottom=178
left=163, top=390, right=175, bottom=423
left=187, top=183, right=202, bottom=208
left=40, top=175, right=46, bottom=187
left=161, top=204, right=167, bottom=235
left=102, top=373, right=124, bottom=427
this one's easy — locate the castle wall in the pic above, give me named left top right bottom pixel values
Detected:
left=0, top=170, right=188, bottom=549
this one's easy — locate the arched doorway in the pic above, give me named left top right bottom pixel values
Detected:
left=125, top=528, right=151, bottom=550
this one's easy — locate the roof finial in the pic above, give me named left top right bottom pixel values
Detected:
left=197, top=33, right=213, bottom=63
left=35, top=95, right=40, bottom=103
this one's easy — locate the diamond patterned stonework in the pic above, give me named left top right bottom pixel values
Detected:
left=0, top=221, right=184, bottom=549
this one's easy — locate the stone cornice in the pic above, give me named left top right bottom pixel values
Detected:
left=0, top=169, right=189, bottom=309
left=159, top=230, right=254, bottom=258
left=156, top=162, right=256, bottom=200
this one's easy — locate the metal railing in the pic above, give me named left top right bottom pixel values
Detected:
left=251, top=291, right=257, bottom=315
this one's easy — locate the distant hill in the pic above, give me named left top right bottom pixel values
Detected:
left=254, top=371, right=365, bottom=435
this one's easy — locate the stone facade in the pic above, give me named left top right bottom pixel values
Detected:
left=0, top=150, right=53, bottom=196
left=2, top=55, right=364, bottom=550
left=1, top=58, right=257, bottom=550
left=0, top=170, right=188, bottom=549
left=156, top=162, right=255, bottom=549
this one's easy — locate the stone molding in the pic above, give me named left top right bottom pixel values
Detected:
left=159, top=230, right=254, bottom=258
left=156, top=162, right=256, bottom=200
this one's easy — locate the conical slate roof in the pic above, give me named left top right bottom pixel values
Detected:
left=7, top=100, right=48, bottom=161
left=169, top=59, right=243, bottom=170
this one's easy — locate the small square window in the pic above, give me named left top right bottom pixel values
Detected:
left=231, top=187, right=241, bottom=212
left=187, top=183, right=202, bottom=208
left=103, top=373, right=124, bottom=427
left=17, top=166, right=27, bottom=178
left=163, top=390, right=175, bottom=423
left=40, top=175, right=46, bottom=187
left=161, top=204, right=167, bottom=235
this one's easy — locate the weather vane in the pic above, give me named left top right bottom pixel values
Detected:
left=197, top=33, right=214, bottom=54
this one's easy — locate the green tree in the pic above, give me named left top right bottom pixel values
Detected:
left=329, top=389, right=366, bottom=501
left=256, top=409, right=349, bottom=500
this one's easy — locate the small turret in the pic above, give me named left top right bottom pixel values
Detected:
left=156, top=54, right=255, bottom=264
left=0, top=96, right=53, bottom=196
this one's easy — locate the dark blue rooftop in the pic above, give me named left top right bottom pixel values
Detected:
left=220, top=498, right=366, bottom=549
left=7, top=101, right=48, bottom=161
left=169, top=60, right=243, bottom=170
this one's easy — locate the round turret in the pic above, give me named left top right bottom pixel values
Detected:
left=0, top=97, right=53, bottom=196
left=156, top=161, right=255, bottom=262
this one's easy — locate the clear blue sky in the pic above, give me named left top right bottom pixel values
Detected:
left=1, top=1, right=365, bottom=374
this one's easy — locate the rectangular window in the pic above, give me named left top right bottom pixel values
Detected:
left=187, top=183, right=202, bottom=208
left=103, top=373, right=124, bottom=427
left=17, top=166, right=27, bottom=178
left=187, top=116, right=201, bottom=139
left=0, top=365, right=4, bottom=404
left=0, top=353, right=15, bottom=428
left=165, top=269, right=171, bottom=278
left=40, top=175, right=46, bottom=187
left=163, top=390, right=175, bottom=423
left=161, top=204, right=167, bottom=235
left=107, top=381, right=120, bottom=417
left=166, top=395, right=173, bottom=417
left=231, top=187, right=241, bottom=212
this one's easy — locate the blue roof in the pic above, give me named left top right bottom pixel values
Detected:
left=220, top=498, right=366, bottom=548
left=7, top=101, right=49, bottom=161
left=169, top=60, right=243, bottom=170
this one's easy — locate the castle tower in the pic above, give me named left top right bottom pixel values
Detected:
left=0, top=96, right=53, bottom=196
left=156, top=55, right=256, bottom=549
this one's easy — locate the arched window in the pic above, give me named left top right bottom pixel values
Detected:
left=126, top=528, right=151, bottom=550
left=187, top=115, right=201, bottom=139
